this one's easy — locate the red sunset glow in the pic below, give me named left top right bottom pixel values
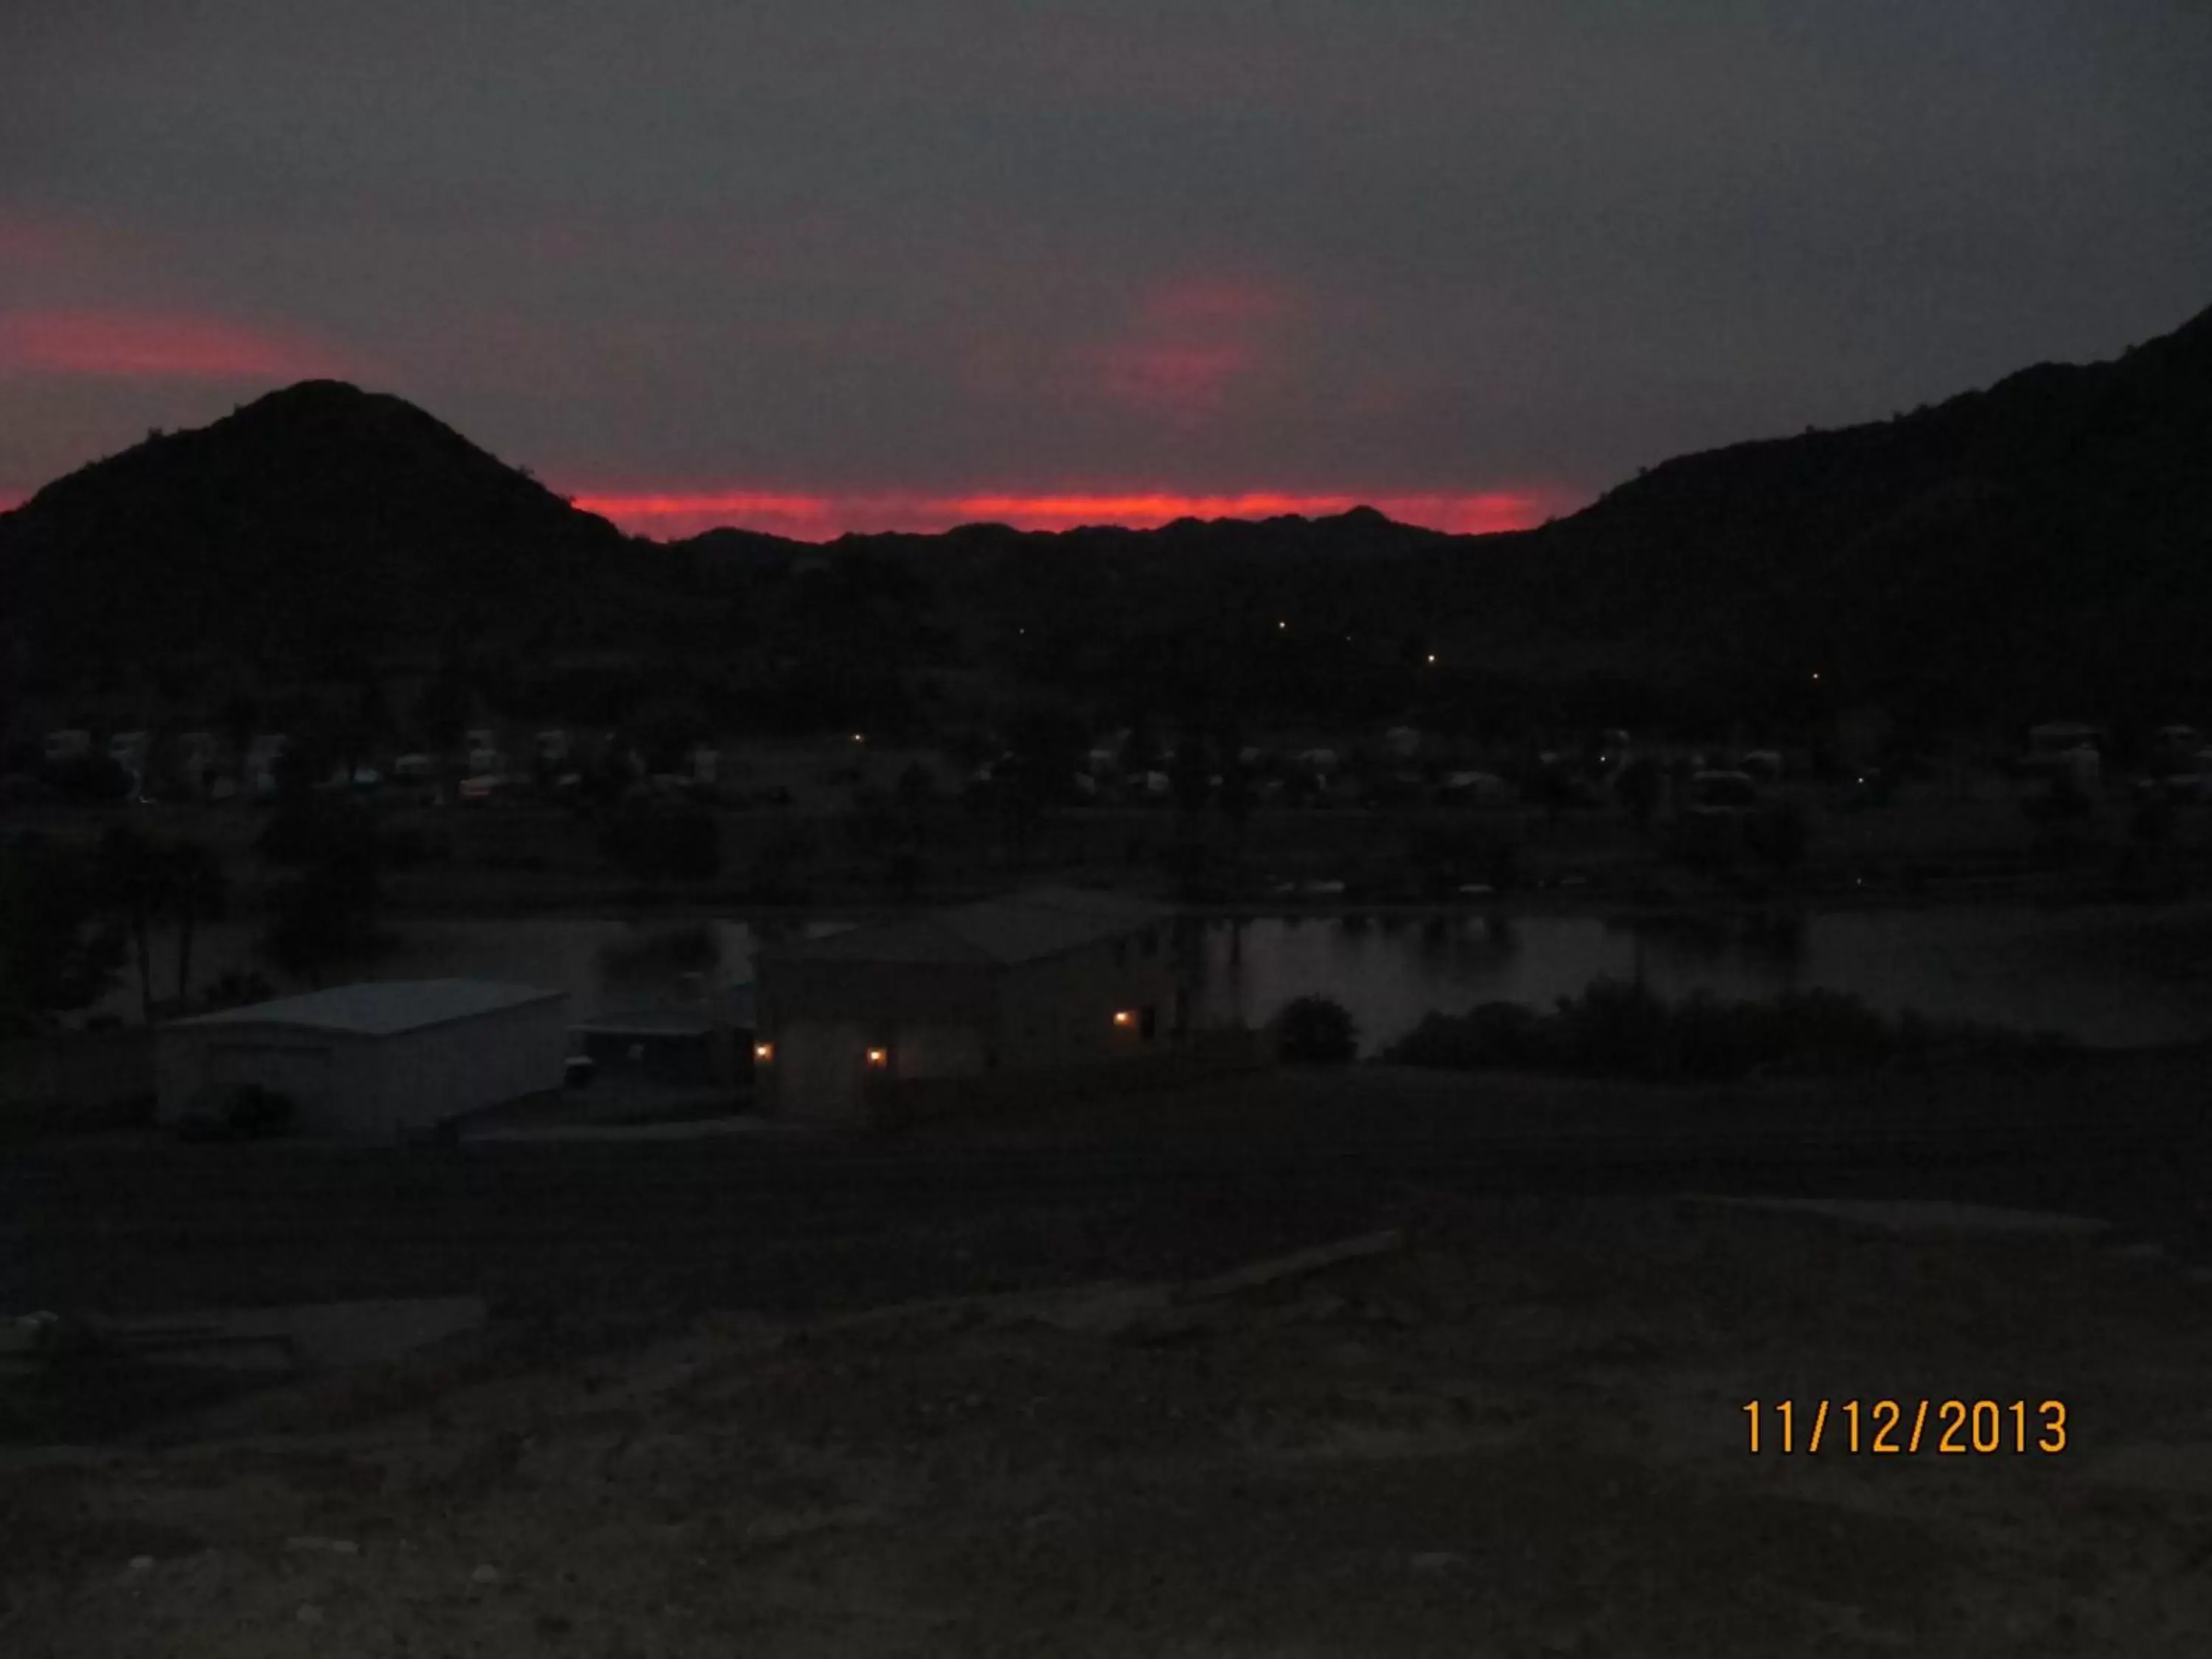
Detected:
left=0, top=310, right=346, bottom=381
left=568, top=488, right=1565, bottom=541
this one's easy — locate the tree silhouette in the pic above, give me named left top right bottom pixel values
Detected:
left=97, top=824, right=165, bottom=1023
left=0, top=834, right=125, bottom=1033
left=166, top=839, right=229, bottom=1014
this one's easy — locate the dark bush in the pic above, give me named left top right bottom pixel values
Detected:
left=1379, top=978, right=2077, bottom=1082
left=1273, top=994, right=1360, bottom=1065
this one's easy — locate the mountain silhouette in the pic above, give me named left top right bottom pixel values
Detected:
left=4, top=301, right=2209, bottom=726
left=1462, top=299, right=2212, bottom=716
left=0, top=380, right=628, bottom=680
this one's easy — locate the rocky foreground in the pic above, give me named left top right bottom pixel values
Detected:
left=6, top=1187, right=2211, bottom=1657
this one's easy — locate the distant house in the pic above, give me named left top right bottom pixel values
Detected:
left=157, top=979, right=568, bottom=1139
left=754, top=887, right=1191, bottom=1127
left=2023, top=721, right=2104, bottom=787
left=2027, top=721, right=2105, bottom=757
left=1437, top=770, right=1514, bottom=807
left=1739, top=749, right=1784, bottom=785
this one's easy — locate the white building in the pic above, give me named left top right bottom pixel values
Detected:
left=157, top=979, right=568, bottom=1139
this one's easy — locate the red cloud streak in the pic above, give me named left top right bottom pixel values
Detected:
left=570, top=488, right=1565, bottom=541
left=0, top=310, right=346, bottom=380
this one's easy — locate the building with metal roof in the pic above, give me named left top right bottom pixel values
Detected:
left=157, top=979, right=568, bottom=1139
left=754, top=888, right=1191, bottom=1126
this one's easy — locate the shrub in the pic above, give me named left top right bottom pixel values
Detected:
left=1378, top=978, right=2077, bottom=1082
left=1274, top=994, right=1360, bottom=1065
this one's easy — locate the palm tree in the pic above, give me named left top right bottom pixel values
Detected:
left=166, top=839, right=228, bottom=1015
left=96, top=824, right=165, bottom=1024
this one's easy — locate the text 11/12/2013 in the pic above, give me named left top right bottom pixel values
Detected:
left=1744, top=1399, right=2066, bottom=1455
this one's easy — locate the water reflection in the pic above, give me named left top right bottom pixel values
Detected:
left=1189, top=905, right=2212, bottom=1052
left=1607, top=911, right=1809, bottom=972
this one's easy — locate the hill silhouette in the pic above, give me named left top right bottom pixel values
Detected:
left=0, top=380, right=630, bottom=681
left=4, top=301, right=2209, bottom=734
left=1455, top=299, right=2212, bottom=719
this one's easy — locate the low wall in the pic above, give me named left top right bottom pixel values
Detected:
left=0, top=1028, right=158, bottom=1140
left=866, top=1027, right=1272, bottom=1132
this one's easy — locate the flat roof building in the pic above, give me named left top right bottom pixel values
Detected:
left=157, top=979, right=568, bottom=1139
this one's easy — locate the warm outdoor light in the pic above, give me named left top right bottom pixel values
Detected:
left=1427, top=653, right=1437, bottom=664
left=852, top=731, right=865, bottom=742
left=865, top=1046, right=888, bottom=1067
left=754, top=1042, right=773, bottom=1061
left=1113, top=1009, right=1134, bottom=1027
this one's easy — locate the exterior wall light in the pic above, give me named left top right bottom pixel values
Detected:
left=754, top=1042, right=773, bottom=1061
left=1112, top=1009, right=1135, bottom=1027
left=864, top=1046, right=888, bottom=1068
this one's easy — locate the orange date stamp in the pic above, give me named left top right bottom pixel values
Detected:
left=1743, top=1399, right=2067, bottom=1455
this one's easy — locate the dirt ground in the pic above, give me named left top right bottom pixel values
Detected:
left=7, top=1186, right=2212, bottom=1658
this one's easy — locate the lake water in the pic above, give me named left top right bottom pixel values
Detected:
left=1185, top=908, right=2212, bottom=1053
left=100, top=903, right=2212, bottom=1051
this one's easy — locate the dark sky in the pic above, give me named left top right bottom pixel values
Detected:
left=4, top=1, right=2208, bottom=538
